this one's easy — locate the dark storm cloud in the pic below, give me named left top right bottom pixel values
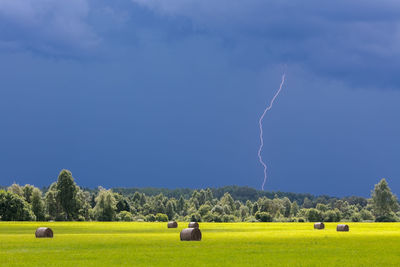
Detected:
left=1, top=0, right=399, bottom=87
left=0, top=0, right=99, bottom=56
left=131, top=0, right=400, bottom=88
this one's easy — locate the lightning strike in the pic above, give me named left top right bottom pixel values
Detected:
left=258, top=73, right=286, bottom=190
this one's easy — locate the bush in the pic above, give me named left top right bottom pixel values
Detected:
left=118, top=211, right=134, bottom=222
left=360, top=209, right=374, bottom=221
left=146, top=214, right=156, bottom=222
left=245, top=216, right=258, bottom=222
left=255, top=211, right=273, bottom=222
left=297, top=217, right=305, bottom=222
left=77, top=215, right=86, bottom=222
left=198, top=204, right=211, bottom=217
left=189, top=213, right=201, bottom=222
left=202, top=212, right=214, bottom=222
left=375, top=212, right=399, bottom=222
left=211, top=213, right=223, bottom=222
left=133, top=215, right=146, bottom=222
left=155, top=213, right=168, bottom=222
left=222, top=214, right=236, bottom=222
left=0, top=191, right=36, bottom=221
left=323, top=209, right=341, bottom=222
left=306, top=208, right=323, bottom=222
left=351, top=212, right=362, bottom=222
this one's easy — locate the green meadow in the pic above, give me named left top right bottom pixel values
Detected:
left=1, top=222, right=399, bottom=266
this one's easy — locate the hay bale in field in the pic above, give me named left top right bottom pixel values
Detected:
left=188, top=222, right=199, bottom=228
left=168, top=221, right=178, bottom=228
left=35, top=227, right=54, bottom=238
left=180, top=228, right=202, bottom=241
left=336, top=224, right=349, bottom=232
left=314, top=222, right=325, bottom=230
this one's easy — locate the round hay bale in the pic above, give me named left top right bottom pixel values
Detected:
left=35, top=227, right=54, bottom=238
left=180, top=228, right=202, bottom=241
left=314, top=222, right=325, bottom=230
left=188, top=222, right=199, bottom=228
left=167, top=221, right=178, bottom=228
left=336, top=224, right=349, bottom=232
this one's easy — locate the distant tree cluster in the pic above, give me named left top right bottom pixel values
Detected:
left=0, top=170, right=399, bottom=222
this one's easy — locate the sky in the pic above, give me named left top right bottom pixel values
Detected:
left=0, top=0, right=400, bottom=197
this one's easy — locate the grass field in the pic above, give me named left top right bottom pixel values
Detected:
left=1, top=222, right=400, bottom=266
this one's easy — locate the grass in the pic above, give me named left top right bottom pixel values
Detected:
left=1, top=222, right=400, bottom=266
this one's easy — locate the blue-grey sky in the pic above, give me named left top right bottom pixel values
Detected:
left=1, top=0, right=399, bottom=196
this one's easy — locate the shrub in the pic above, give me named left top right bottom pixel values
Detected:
left=245, top=216, right=258, bottom=222
left=133, top=215, right=146, bottom=222
left=360, top=209, right=374, bottom=221
left=198, top=204, right=211, bottom=217
left=211, top=205, right=224, bottom=215
left=189, top=213, right=201, bottom=222
left=146, top=214, right=156, bottom=222
left=316, top=203, right=329, bottom=212
left=155, top=213, right=168, bottom=222
left=118, top=211, right=134, bottom=222
left=202, top=212, right=214, bottom=222
left=351, top=212, right=362, bottom=222
left=0, top=190, right=36, bottom=221
left=323, top=209, right=341, bottom=222
left=375, top=212, right=399, bottom=222
left=211, top=213, right=223, bottom=222
left=222, top=214, right=236, bottom=222
left=77, top=215, right=86, bottom=222
left=255, top=211, right=273, bottom=222
left=306, top=209, right=323, bottom=222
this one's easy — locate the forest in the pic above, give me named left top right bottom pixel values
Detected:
left=0, top=170, right=398, bottom=222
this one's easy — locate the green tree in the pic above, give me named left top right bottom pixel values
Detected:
left=252, top=202, right=259, bottom=215
left=239, top=205, right=249, bottom=220
left=0, top=191, right=35, bottom=221
left=323, top=209, right=341, bottom=222
left=360, top=209, right=374, bottom=221
left=31, top=188, right=45, bottom=221
left=114, top=193, right=130, bottom=213
left=56, top=170, right=78, bottom=220
left=155, top=213, right=168, bottom=222
left=94, top=187, right=117, bottom=221
left=302, top=197, right=313, bottom=208
left=165, top=200, right=175, bottom=220
left=205, top=188, right=214, bottom=203
left=146, top=214, right=156, bottom=222
left=189, top=212, right=201, bottom=222
left=282, top=197, right=292, bottom=217
left=44, top=182, right=63, bottom=221
left=117, top=211, right=134, bottom=221
left=22, top=184, right=34, bottom=203
left=306, top=208, right=323, bottom=222
left=176, top=196, right=185, bottom=215
left=76, top=189, right=91, bottom=221
left=220, top=193, right=235, bottom=212
left=351, top=212, right=362, bottom=222
left=198, top=204, right=211, bottom=217
left=371, top=178, right=399, bottom=221
left=7, top=183, right=23, bottom=197
left=334, top=200, right=352, bottom=219
left=290, top=201, right=299, bottom=216
left=316, top=203, right=329, bottom=212
left=255, top=211, right=273, bottom=222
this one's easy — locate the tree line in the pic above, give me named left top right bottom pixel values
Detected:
left=0, top=170, right=399, bottom=222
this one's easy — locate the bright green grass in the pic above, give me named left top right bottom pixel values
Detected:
left=1, top=222, right=399, bottom=266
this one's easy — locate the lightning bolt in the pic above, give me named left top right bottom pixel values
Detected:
left=258, top=73, right=286, bottom=190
